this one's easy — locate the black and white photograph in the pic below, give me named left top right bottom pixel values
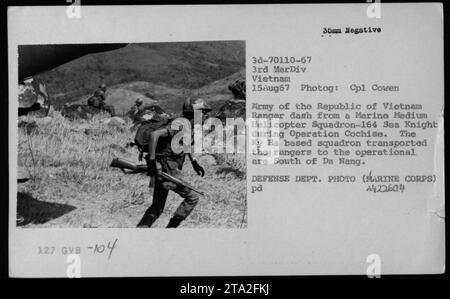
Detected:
left=16, top=41, right=247, bottom=229
left=6, top=3, right=445, bottom=279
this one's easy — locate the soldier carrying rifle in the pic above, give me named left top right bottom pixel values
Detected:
left=136, top=98, right=210, bottom=228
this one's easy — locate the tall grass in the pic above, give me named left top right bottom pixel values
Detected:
left=18, top=112, right=247, bottom=228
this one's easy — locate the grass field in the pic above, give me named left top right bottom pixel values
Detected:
left=17, top=112, right=247, bottom=228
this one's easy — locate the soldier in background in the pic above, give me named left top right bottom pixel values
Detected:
left=128, top=98, right=144, bottom=119
left=96, top=83, right=107, bottom=105
left=137, top=98, right=210, bottom=228
left=87, top=83, right=115, bottom=116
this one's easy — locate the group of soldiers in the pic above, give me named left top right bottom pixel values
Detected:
left=86, top=83, right=211, bottom=228
left=16, top=44, right=245, bottom=229
left=87, top=83, right=153, bottom=120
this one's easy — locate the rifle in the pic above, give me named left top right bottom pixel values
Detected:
left=110, top=157, right=205, bottom=196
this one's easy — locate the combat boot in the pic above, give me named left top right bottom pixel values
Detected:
left=137, top=213, right=158, bottom=228
left=166, top=217, right=182, bottom=228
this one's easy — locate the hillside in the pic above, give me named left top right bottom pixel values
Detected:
left=35, top=41, right=245, bottom=106
left=70, top=68, right=245, bottom=116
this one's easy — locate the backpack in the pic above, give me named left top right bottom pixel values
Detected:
left=134, top=116, right=170, bottom=155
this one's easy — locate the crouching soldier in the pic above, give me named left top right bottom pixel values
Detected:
left=137, top=98, right=211, bottom=228
left=127, top=98, right=144, bottom=120
left=88, top=83, right=106, bottom=107
left=88, top=83, right=116, bottom=116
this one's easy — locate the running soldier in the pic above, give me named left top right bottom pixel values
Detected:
left=137, top=98, right=210, bottom=228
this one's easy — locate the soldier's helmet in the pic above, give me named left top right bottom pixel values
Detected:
left=182, top=98, right=211, bottom=117
left=99, top=83, right=107, bottom=91
left=136, top=98, right=143, bottom=105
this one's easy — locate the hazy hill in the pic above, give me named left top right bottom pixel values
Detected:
left=35, top=41, right=245, bottom=106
